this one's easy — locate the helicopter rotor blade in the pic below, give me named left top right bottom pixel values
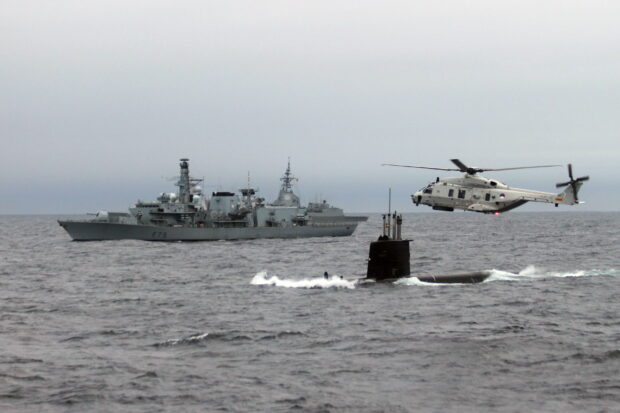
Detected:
left=452, top=159, right=561, bottom=174
left=482, top=164, right=563, bottom=172
left=386, top=159, right=563, bottom=176
left=382, top=164, right=460, bottom=172
left=450, top=159, right=469, bottom=172
left=565, top=163, right=577, bottom=201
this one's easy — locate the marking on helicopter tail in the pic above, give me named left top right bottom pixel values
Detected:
left=555, top=197, right=564, bottom=202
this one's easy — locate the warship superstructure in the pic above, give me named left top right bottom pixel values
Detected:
left=58, top=159, right=367, bottom=241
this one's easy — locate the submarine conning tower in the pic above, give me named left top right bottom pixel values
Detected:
left=365, top=212, right=491, bottom=284
left=367, top=212, right=411, bottom=280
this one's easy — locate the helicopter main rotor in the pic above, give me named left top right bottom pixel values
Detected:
left=383, top=159, right=563, bottom=175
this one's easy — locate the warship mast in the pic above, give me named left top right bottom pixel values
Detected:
left=273, top=158, right=300, bottom=207
left=177, top=158, right=191, bottom=204
left=280, top=158, right=295, bottom=192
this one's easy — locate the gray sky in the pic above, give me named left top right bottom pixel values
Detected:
left=2, top=0, right=619, bottom=214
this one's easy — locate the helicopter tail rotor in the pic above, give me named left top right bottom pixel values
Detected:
left=555, top=163, right=589, bottom=202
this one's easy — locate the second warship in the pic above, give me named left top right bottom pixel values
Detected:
left=58, top=159, right=367, bottom=241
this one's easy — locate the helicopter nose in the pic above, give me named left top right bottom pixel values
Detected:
left=411, top=193, right=423, bottom=206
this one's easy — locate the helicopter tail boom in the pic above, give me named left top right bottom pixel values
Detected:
left=555, top=181, right=585, bottom=205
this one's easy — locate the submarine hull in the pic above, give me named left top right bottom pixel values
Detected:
left=415, top=271, right=491, bottom=284
left=365, top=213, right=491, bottom=284
left=365, top=234, right=490, bottom=284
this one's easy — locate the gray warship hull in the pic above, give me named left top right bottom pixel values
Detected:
left=59, top=219, right=362, bottom=241
left=58, top=158, right=367, bottom=241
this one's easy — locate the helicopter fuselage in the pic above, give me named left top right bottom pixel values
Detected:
left=412, top=174, right=579, bottom=213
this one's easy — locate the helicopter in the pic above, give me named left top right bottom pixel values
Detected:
left=383, top=159, right=589, bottom=214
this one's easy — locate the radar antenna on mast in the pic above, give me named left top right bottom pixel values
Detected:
left=280, top=157, right=297, bottom=192
left=273, top=158, right=301, bottom=207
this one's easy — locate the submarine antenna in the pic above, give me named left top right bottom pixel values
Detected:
left=387, top=188, right=392, bottom=239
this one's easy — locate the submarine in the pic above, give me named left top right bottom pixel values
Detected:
left=366, top=212, right=490, bottom=284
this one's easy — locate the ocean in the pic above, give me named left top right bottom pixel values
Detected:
left=1, top=212, right=618, bottom=412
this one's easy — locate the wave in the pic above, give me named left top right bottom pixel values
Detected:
left=487, top=265, right=619, bottom=282
left=251, top=267, right=618, bottom=289
left=251, top=271, right=357, bottom=289
left=153, top=332, right=211, bottom=347
left=393, top=266, right=618, bottom=286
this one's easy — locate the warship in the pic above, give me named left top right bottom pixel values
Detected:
left=58, top=159, right=367, bottom=241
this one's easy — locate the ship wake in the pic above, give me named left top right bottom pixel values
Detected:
left=251, top=271, right=357, bottom=289
left=486, top=265, right=619, bottom=281
left=396, top=265, right=618, bottom=286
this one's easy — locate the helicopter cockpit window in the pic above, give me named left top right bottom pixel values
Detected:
left=490, top=181, right=497, bottom=186
left=423, top=184, right=433, bottom=194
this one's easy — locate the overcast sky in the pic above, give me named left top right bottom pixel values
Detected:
left=2, top=1, right=619, bottom=214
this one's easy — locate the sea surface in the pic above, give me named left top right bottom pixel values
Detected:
left=0, top=212, right=619, bottom=412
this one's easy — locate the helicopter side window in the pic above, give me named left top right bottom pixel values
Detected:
left=458, top=189, right=466, bottom=199
left=490, top=181, right=497, bottom=186
left=448, top=189, right=454, bottom=197
left=485, top=193, right=491, bottom=201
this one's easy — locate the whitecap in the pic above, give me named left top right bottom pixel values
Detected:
left=487, top=266, right=615, bottom=282
left=155, top=332, right=210, bottom=347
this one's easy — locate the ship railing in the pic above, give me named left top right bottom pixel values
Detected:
left=309, top=221, right=357, bottom=227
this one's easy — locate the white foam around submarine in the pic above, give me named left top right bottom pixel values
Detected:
left=488, top=265, right=595, bottom=281
left=394, top=277, right=454, bottom=286
left=251, top=271, right=357, bottom=289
